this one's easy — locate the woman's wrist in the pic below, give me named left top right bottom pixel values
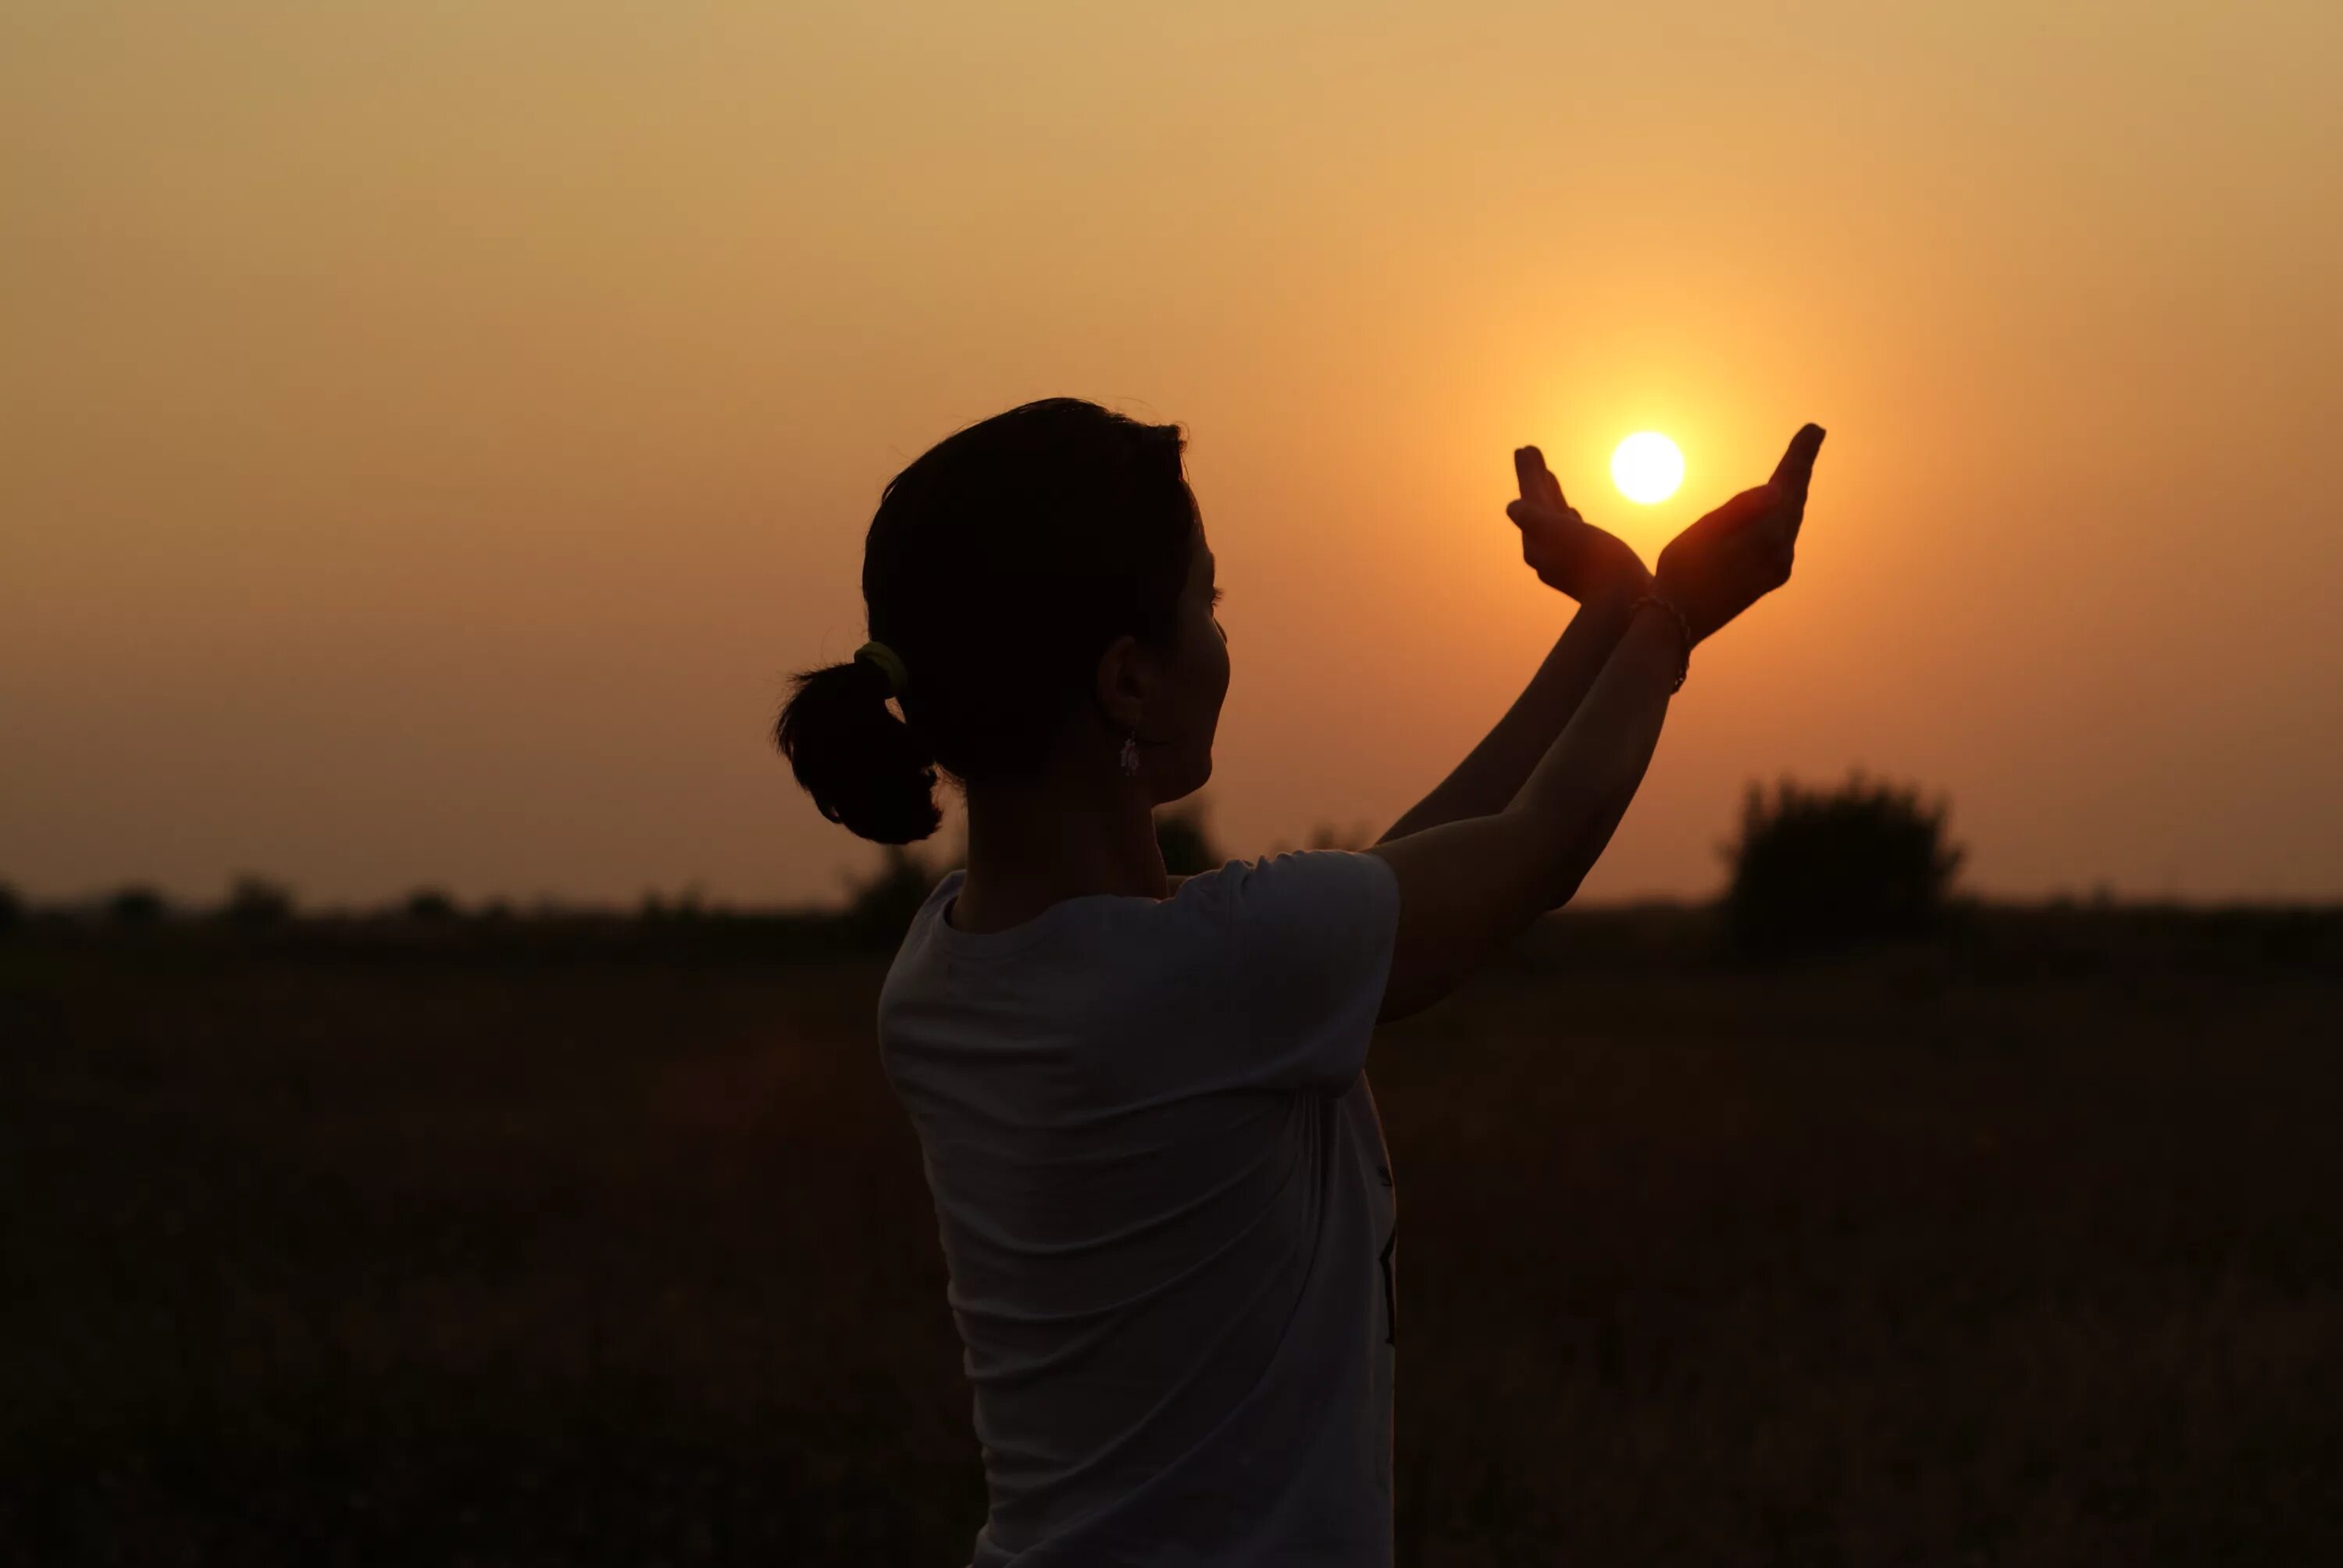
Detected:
left=1582, top=568, right=1655, bottom=635
left=1625, top=593, right=1693, bottom=693
left=1601, top=564, right=1655, bottom=607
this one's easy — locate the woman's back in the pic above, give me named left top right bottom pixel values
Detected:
left=878, top=852, right=1400, bottom=1566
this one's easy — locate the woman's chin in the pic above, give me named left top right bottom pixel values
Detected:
left=1154, top=757, right=1214, bottom=805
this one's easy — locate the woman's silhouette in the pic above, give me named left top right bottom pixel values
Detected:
left=780, top=397, right=1824, bottom=1565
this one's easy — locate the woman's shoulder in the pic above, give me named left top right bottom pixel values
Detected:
left=885, top=850, right=1394, bottom=990
left=1172, top=849, right=1397, bottom=916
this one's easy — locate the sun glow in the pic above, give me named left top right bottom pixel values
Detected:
left=1610, top=433, right=1685, bottom=504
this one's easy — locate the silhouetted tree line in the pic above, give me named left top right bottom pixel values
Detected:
left=5, top=779, right=2338, bottom=975
left=22, top=876, right=303, bottom=930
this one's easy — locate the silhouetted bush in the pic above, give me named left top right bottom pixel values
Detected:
left=1307, top=821, right=1374, bottom=853
left=1724, top=772, right=1964, bottom=960
left=1156, top=802, right=1221, bottom=876
left=223, top=875, right=295, bottom=928
left=0, top=882, right=20, bottom=934
left=106, top=886, right=169, bottom=926
left=405, top=888, right=460, bottom=922
left=639, top=889, right=708, bottom=925
left=843, top=846, right=940, bottom=950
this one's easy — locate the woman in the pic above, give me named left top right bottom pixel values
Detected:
left=780, top=397, right=1824, bottom=1565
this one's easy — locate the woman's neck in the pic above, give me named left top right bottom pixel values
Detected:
left=953, top=770, right=1167, bottom=934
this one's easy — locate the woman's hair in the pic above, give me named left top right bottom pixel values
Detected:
left=778, top=397, right=1196, bottom=843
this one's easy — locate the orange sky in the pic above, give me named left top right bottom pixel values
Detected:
left=5, top=2, right=2339, bottom=908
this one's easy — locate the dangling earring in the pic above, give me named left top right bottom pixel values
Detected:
left=1118, top=732, right=1140, bottom=776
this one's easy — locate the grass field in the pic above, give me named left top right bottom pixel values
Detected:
left=4, top=911, right=2340, bottom=1565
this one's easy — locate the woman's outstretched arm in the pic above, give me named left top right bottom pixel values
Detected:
left=1376, top=587, right=1642, bottom=843
left=1369, top=605, right=1680, bottom=1020
left=1378, top=447, right=1649, bottom=843
left=1368, top=423, right=1826, bottom=1022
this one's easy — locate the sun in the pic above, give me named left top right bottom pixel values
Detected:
left=1610, top=432, right=1685, bottom=504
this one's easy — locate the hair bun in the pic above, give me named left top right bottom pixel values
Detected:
left=776, top=658, right=941, bottom=843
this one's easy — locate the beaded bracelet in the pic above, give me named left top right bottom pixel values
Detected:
left=1628, top=594, right=1693, bottom=693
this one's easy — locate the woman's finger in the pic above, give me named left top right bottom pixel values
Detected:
left=1507, top=497, right=1586, bottom=529
left=1515, top=444, right=1572, bottom=514
left=1769, top=424, right=1827, bottom=539
left=1537, top=451, right=1568, bottom=512
left=1769, top=424, right=1824, bottom=494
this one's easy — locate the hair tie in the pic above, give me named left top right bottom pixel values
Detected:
left=854, top=640, right=909, bottom=697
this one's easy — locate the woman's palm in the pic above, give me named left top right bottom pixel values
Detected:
left=1653, top=423, right=1827, bottom=643
left=1506, top=446, right=1649, bottom=604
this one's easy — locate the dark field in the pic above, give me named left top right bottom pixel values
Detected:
left=5, top=911, right=2341, bottom=1566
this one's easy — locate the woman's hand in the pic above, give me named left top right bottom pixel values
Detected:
left=1653, top=422, right=1826, bottom=644
left=1506, top=446, right=1651, bottom=605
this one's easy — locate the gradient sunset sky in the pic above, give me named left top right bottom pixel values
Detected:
left=5, top=2, right=2338, bottom=908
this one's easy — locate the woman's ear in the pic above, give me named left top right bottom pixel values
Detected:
left=1093, top=633, right=1148, bottom=733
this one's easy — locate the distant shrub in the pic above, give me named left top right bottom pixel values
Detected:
left=843, top=846, right=940, bottom=950
left=1155, top=802, right=1221, bottom=877
left=1307, top=821, right=1374, bottom=853
left=107, top=886, right=169, bottom=925
left=223, top=875, right=295, bottom=928
left=639, top=889, right=708, bottom=924
left=1724, top=772, right=1964, bottom=960
left=405, top=888, right=460, bottom=922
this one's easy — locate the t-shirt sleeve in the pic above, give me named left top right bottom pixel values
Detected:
left=1190, top=849, right=1401, bottom=1092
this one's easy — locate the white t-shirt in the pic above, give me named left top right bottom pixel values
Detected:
left=877, top=849, right=1404, bottom=1567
